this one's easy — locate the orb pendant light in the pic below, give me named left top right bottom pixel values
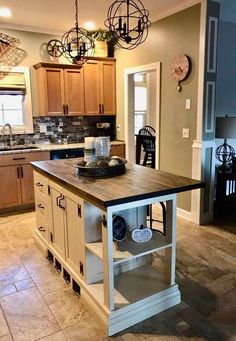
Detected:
left=104, top=0, right=151, bottom=50
left=61, top=0, right=94, bottom=65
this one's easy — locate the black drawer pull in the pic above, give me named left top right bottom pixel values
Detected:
left=12, top=157, right=25, bottom=161
left=38, top=226, right=46, bottom=232
left=36, top=182, right=43, bottom=187
left=37, top=204, right=44, bottom=209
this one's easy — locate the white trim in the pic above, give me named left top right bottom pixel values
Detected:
left=124, top=62, right=161, bottom=169
left=0, top=66, right=33, bottom=134
left=176, top=207, right=192, bottom=221
left=151, top=0, right=201, bottom=23
left=191, top=0, right=207, bottom=224
left=196, top=0, right=207, bottom=142
left=205, top=81, right=215, bottom=133
left=207, top=17, right=218, bottom=73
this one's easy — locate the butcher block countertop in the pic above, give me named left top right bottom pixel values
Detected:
left=31, top=159, right=205, bottom=209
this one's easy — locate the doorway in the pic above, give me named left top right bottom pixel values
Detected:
left=124, top=62, right=161, bottom=168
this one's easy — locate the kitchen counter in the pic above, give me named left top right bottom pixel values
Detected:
left=31, top=158, right=204, bottom=209
left=0, top=140, right=125, bottom=155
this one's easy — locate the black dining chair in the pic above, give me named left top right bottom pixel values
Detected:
left=143, top=125, right=156, bottom=136
left=138, top=127, right=166, bottom=236
left=138, top=128, right=156, bottom=169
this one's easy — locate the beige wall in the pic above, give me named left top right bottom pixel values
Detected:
left=115, top=5, right=201, bottom=211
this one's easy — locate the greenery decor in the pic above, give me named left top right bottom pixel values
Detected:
left=89, top=29, right=118, bottom=57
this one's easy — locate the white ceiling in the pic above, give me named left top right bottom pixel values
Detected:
left=0, top=0, right=200, bottom=35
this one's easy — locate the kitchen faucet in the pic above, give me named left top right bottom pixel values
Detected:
left=2, top=123, right=13, bottom=147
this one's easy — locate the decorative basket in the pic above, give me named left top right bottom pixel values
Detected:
left=74, top=158, right=127, bottom=177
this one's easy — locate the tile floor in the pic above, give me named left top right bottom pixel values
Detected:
left=0, top=211, right=235, bottom=341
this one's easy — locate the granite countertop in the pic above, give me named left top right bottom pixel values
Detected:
left=0, top=140, right=125, bottom=155
left=31, top=159, right=204, bottom=209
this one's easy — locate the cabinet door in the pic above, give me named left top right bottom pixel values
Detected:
left=65, top=196, right=85, bottom=278
left=44, top=68, right=65, bottom=115
left=100, top=61, right=116, bottom=115
left=83, top=60, right=100, bottom=115
left=0, top=166, right=21, bottom=208
left=51, top=187, right=66, bottom=259
left=64, top=69, right=85, bottom=115
left=20, top=164, right=35, bottom=205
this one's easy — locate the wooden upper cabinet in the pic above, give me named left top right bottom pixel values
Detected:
left=34, top=58, right=116, bottom=117
left=84, top=59, right=116, bottom=116
left=35, top=64, right=85, bottom=116
left=83, top=60, right=100, bottom=115
left=100, top=61, right=116, bottom=115
left=64, top=68, right=85, bottom=115
left=45, top=68, right=64, bottom=115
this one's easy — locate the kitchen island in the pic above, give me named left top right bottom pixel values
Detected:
left=31, top=159, right=204, bottom=335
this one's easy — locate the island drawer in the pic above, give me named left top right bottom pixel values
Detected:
left=34, top=171, right=49, bottom=196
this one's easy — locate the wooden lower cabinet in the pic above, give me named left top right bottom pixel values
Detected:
left=48, top=182, right=85, bottom=279
left=0, top=151, right=50, bottom=211
left=0, top=165, right=21, bottom=208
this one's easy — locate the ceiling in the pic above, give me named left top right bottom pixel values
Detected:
left=0, top=0, right=200, bottom=35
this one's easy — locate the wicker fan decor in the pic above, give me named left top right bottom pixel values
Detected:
left=0, top=32, right=20, bottom=64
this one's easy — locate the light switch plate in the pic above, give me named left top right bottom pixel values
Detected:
left=182, top=128, right=190, bottom=138
left=185, top=99, right=191, bottom=110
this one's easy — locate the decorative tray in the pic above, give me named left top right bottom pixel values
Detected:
left=74, top=157, right=127, bottom=177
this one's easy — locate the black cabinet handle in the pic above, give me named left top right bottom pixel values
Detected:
left=99, top=104, right=101, bottom=114
left=62, top=104, right=66, bottom=115
left=38, top=226, right=46, bottom=232
left=17, top=166, right=20, bottom=179
left=37, top=204, right=44, bottom=209
left=101, top=104, right=104, bottom=114
left=36, top=182, right=43, bottom=187
left=56, top=194, right=65, bottom=210
left=20, top=166, right=23, bottom=178
left=12, top=157, right=25, bottom=161
left=65, top=104, right=69, bottom=115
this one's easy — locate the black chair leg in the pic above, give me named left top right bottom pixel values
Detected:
left=160, top=202, right=166, bottom=235
left=143, top=152, right=148, bottom=166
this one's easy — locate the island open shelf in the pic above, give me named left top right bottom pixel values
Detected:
left=86, top=232, right=172, bottom=265
left=31, top=159, right=204, bottom=336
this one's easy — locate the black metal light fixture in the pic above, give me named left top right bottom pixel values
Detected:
left=104, top=0, right=151, bottom=50
left=61, top=0, right=94, bottom=65
left=215, top=116, right=236, bottom=171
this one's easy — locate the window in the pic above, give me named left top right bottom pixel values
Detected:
left=0, top=67, right=33, bottom=133
left=134, top=86, right=147, bottom=135
left=0, top=94, right=24, bottom=126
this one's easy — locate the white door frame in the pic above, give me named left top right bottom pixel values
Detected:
left=124, top=62, right=161, bottom=169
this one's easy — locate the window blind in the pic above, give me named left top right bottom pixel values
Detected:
left=0, top=72, right=26, bottom=93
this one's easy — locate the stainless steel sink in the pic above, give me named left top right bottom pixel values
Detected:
left=0, top=145, right=39, bottom=152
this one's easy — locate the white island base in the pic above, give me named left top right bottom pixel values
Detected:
left=31, top=163, right=203, bottom=336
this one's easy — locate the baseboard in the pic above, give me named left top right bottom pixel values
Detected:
left=177, top=207, right=192, bottom=221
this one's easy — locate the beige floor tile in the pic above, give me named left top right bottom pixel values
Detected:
left=0, top=265, right=30, bottom=287
left=37, top=331, right=67, bottom=341
left=63, top=317, right=121, bottom=341
left=0, top=284, right=16, bottom=298
left=0, top=307, right=10, bottom=337
left=15, top=278, right=35, bottom=292
left=49, top=290, right=90, bottom=329
left=0, top=335, right=13, bottom=341
left=0, top=287, right=60, bottom=341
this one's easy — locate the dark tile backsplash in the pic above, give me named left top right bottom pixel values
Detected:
left=0, top=115, right=116, bottom=144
